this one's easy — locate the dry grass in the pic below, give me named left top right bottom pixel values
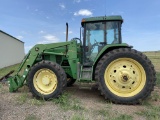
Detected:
left=143, top=51, right=160, bottom=72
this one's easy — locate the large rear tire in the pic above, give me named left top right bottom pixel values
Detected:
left=95, top=48, right=156, bottom=104
left=28, top=61, right=67, bottom=100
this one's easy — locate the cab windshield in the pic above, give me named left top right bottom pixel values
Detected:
left=83, top=21, right=122, bottom=65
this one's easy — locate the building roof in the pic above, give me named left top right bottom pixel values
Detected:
left=0, top=30, right=24, bottom=43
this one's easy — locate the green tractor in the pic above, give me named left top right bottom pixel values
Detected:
left=7, top=15, right=156, bottom=104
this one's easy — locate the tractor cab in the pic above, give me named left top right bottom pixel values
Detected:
left=81, top=16, right=123, bottom=65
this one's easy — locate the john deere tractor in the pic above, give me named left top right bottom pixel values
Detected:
left=7, top=16, right=156, bottom=104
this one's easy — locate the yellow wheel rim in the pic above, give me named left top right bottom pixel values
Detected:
left=33, top=68, right=57, bottom=95
left=104, top=58, right=146, bottom=97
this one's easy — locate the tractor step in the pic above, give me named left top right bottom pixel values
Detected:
left=79, top=66, right=93, bottom=82
left=81, top=70, right=91, bottom=72
left=78, top=82, right=93, bottom=89
left=78, top=79, right=92, bottom=82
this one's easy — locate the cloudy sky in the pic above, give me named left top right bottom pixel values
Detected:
left=0, top=0, right=160, bottom=53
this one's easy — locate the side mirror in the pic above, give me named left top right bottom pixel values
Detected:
left=82, top=28, right=84, bottom=37
left=80, top=27, right=84, bottom=39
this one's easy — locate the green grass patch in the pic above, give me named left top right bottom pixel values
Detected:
left=16, top=93, right=28, bottom=105
left=95, top=107, right=133, bottom=120
left=53, top=92, right=70, bottom=109
left=141, top=99, right=152, bottom=106
left=71, top=98, right=84, bottom=110
left=97, top=109, right=110, bottom=117
left=141, top=90, right=160, bottom=106
left=16, top=93, right=45, bottom=106
left=29, top=98, right=44, bottom=106
left=93, top=102, right=134, bottom=120
left=0, top=83, right=2, bottom=89
left=53, top=92, right=84, bottom=110
left=136, top=106, right=160, bottom=120
left=111, top=114, right=133, bottom=120
left=96, top=103, right=112, bottom=117
left=24, top=114, right=39, bottom=120
left=156, top=72, right=160, bottom=87
left=150, top=91, right=160, bottom=101
left=70, top=114, right=86, bottom=120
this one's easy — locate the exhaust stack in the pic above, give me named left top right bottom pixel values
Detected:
left=66, top=23, right=68, bottom=42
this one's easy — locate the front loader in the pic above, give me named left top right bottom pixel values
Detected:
left=7, top=16, right=156, bottom=104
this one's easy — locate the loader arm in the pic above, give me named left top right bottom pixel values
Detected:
left=7, top=42, right=71, bottom=92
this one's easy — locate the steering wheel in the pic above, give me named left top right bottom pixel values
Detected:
left=87, top=39, right=99, bottom=55
left=92, top=39, right=99, bottom=48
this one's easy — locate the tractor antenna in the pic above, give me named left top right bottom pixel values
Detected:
left=105, top=0, right=107, bottom=15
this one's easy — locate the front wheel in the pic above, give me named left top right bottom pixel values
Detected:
left=95, top=48, right=156, bottom=104
left=27, top=61, right=67, bottom=100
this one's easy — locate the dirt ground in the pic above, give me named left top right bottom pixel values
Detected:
left=0, top=83, right=160, bottom=120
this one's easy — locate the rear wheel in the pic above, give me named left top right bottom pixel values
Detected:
left=28, top=61, right=67, bottom=100
left=95, top=48, right=156, bottom=104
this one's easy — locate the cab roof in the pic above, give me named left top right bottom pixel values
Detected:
left=81, top=15, right=123, bottom=26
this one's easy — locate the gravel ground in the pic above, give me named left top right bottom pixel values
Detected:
left=0, top=83, right=160, bottom=120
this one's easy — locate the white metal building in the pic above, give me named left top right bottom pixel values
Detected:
left=0, top=30, right=25, bottom=68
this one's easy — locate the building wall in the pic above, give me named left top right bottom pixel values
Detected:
left=0, top=32, right=25, bottom=68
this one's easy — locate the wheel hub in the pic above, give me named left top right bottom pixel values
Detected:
left=42, top=76, right=51, bottom=86
left=121, top=74, right=129, bottom=82
left=123, top=76, right=128, bottom=81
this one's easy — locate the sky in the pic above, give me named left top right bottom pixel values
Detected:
left=0, top=0, right=160, bottom=53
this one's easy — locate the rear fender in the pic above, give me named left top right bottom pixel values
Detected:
left=93, top=43, right=132, bottom=65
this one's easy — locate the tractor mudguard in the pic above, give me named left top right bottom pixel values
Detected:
left=93, top=43, right=132, bottom=66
